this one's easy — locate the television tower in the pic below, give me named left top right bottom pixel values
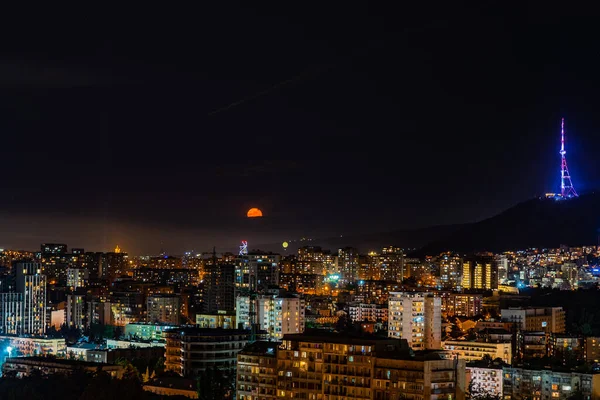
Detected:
left=560, top=118, right=578, bottom=198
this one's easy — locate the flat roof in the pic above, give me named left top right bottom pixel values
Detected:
left=282, top=331, right=407, bottom=346
left=240, top=341, right=281, bottom=357
left=5, top=356, right=119, bottom=368
left=164, top=327, right=255, bottom=336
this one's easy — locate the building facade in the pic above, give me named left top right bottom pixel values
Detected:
left=262, top=332, right=465, bottom=400
left=164, top=328, right=252, bottom=377
left=236, top=294, right=305, bottom=339
left=443, top=340, right=512, bottom=364
left=236, top=341, right=279, bottom=400
left=503, top=366, right=600, bottom=400
left=66, top=294, right=85, bottom=330
left=388, top=292, right=441, bottom=350
left=461, top=256, right=498, bottom=290
left=501, top=307, right=566, bottom=333
left=146, top=294, right=180, bottom=324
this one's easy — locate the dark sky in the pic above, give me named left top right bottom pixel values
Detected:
left=0, top=3, right=599, bottom=254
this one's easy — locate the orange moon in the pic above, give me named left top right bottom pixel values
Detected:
left=247, top=208, right=263, bottom=218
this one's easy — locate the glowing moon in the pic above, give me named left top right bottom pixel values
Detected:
left=247, top=208, right=263, bottom=218
left=282, top=241, right=289, bottom=248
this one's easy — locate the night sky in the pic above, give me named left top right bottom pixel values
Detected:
left=0, top=3, right=599, bottom=254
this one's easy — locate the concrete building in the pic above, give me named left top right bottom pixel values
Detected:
left=195, top=311, right=236, bottom=329
left=0, top=293, right=23, bottom=335
left=66, top=294, right=85, bottom=330
left=443, top=339, right=512, bottom=364
left=3, top=356, right=123, bottom=378
left=124, top=322, right=176, bottom=340
left=439, top=253, right=463, bottom=289
left=66, top=268, right=88, bottom=290
left=146, top=294, right=180, bottom=324
left=586, top=337, right=600, bottom=363
left=337, top=247, right=359, bottom=284
left=517, top=331, right=548, bottom=359
left=236, top=294, right=305, bottom=339
left=348, top=302, right=388, bottom=323
left=466, top=359, right=507, bottom=399
left=388, top=292, right=441, bottom=350
left=0, top=335, right=65, bottom=357
left=501, top=307, right=565, bottom=333
left=19, top=263, right=47, bottom=335
left=461, top=256, right=498, bottom=290
left=503, top=366, right=600, bottom=400
left=235, top=253, right=280, bottom=293
left=268, top=332, right=465, bottom=400
left=164, top=328, right=253, bottom=377
left=0, top=262, right=47, bottom=335
left=373, top=354, right=465, bottom=400
left=549, top=334, right=585, bottom=363
left=444, top=293, right=482, bottom=317
left=202, top=263, right=235, bottom=313
left=236, top=341, right=279, bottom=400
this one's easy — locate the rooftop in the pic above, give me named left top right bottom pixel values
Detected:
left=5, top=356, right=118, bottom=368
left=466, top=358, right=509, bottom=369
left=240, top=341, right=281, bottom=357
left=145, top=376, right=197, bottom=391
left=282, top=330, right=409, bottom=347
left=164, top=327, right=256, bottom=336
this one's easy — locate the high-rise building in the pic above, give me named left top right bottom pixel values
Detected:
left=236, top=294, right=305, bottom=339
left=439, top=253, right=463, bottom=289
left=297, top=246, right=335, bottom=275
left=497, top=255, right=509, bottom=283
left=66, top=268, right=88, bottom=290
left=338, top=247, right=359, bottom=283
left=0, top=293, right=23, bottom=335
left=86, top=297, right=111, bottom=327
left=16, top=262, right=47, bottom=335
left=202, top=263, right=235, bottom=313
left=164, top=328, right=254, bottom=377
left=461, top=256, right=498, bottom=290
left=388, top=291, right=441, bottom=350
left=146, top=294, right=180, bottom=324
left=372, top=247, right=404, bottom=282
left=444, top=293, right=483, bottom=317
left=269, top=332, right=465, bottom=400
left=235, top=252, right=280, bottom=294
left=101, top=251, right=128, bottom=283
left=236, top=341, right=279, bottom=400
left=66, top=294, right=85, bottom=330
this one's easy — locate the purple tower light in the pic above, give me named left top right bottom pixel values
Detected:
left=560, top=118, right=578, bottom=198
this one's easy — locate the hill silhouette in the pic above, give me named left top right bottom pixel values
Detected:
left=221, top=192, right=600, bottom=256
left=412, top=192, right=600, bottom=256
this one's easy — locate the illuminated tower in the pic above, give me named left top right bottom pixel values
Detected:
left=560, top=118, right=578, bottom=198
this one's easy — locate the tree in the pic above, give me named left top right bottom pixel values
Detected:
left=449, top=324, right=463, bottom=339
left=198, top=367, right=234, bottom=400
left=154, top=357, right=166, bottom=375
left=335, top=313, right=355, bottom=333
left=113, top=326, right=124, bottom=339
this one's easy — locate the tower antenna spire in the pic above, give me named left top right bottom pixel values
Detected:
left=560, top=118, right=578, bottom=198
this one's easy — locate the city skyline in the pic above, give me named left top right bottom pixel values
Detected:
left=1, top=4, right=600, bottom=254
